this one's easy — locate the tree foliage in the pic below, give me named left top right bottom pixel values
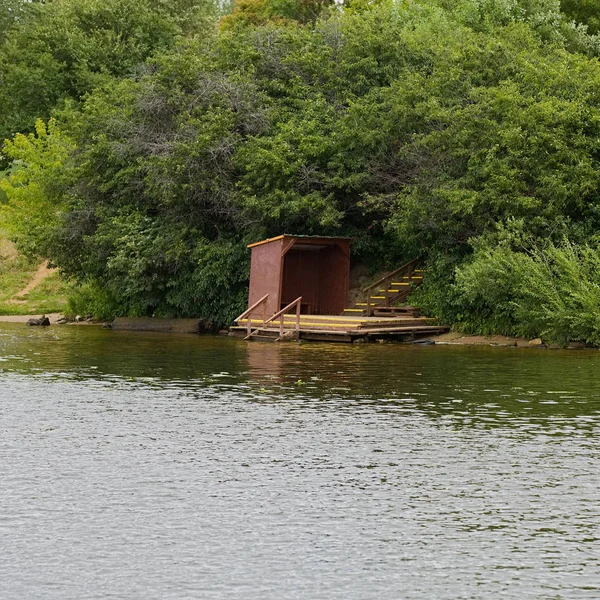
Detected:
left=221, top=0, right=333, bottom=27
left=560, top=0, right=600, bottom=35
left=0, top=0, right=217, bottom=143
left=1, top=119, right=76, bottom=257
left=0, top=0, right=31, bottom=44
left=4, top=0, right=600, bottom=336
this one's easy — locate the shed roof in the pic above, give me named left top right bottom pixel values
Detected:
left=247, top=234, right=352, bottom=249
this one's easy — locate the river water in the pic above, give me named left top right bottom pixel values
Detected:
left=0, top=323, right=599, bottom=599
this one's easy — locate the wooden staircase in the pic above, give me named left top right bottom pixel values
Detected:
left=343, top=259, right=424, bottom=317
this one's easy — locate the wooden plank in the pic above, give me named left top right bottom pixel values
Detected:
left=239, top=315, right=425, bottom=325
left=356, top=319, right=437, bottom=330
left=238, top=320, right=370, bottom=329
left=364, top=326, right=449, bottom=335
left=231, top=324, right=449, bottom=343
left=247, top=235, right=285, bottom=248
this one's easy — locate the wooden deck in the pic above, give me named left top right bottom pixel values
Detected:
left=233, top=255, right=448, bottom=343
left=231, top=313, right=449, bottom=343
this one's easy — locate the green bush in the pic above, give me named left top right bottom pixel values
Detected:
left=517, top=242, right=600, bottom=345
left=450, top=244, right=530, bottom=336
left=437, top=240, right=600, bottom=344
left=67, top=282, right=124, bottom=321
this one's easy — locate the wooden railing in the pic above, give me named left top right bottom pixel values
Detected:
left=238, top=295, right=302, bottom=341
left=364, top=259, right=420, bottom=317
left=264, top=296, right=302, bottom=341
left=235, top=294, right=269, bottom=336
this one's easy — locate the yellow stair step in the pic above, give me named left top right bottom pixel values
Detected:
left=238, top=320, right=367, bottom=329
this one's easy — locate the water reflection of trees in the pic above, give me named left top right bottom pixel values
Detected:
left=0, top=325, right=247, bottom=382
left=2, top=322, right=599, bottom=430
left=243, top=341, right=600, bottom=428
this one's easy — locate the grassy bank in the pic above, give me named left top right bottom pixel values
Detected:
left=0, top=233, right=71, bottom=315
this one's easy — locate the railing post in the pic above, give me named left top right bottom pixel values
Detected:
left=384, top=276, right=390, bottom=308
left=296, top=299, right=301, bottom=339
left=235, top=294, right=269, bottom=339
left=263, top=296, right=302, bottom=341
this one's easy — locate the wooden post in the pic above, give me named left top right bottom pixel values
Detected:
left=264, top=296, right=302, bottom=342
left=234, top=294, right=269, bottom=339
left=296, top=299, right=301, bottom=339
left=384, top=275, right=389, bottom=308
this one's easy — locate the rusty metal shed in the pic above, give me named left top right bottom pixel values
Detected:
left=247, top=235, right=351, bottom=317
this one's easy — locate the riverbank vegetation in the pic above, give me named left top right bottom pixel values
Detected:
left=2, top=0, right=600, bottom=342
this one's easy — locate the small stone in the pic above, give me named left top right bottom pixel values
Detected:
left=528, top=338, right=544, bottom=347
left=26, top=315, right=50, bottom=327
left=219, top=329, right=229, bottom=336
left=353, top=337, right=366, bottom=344
left=567, top=341, right=586, bottom=349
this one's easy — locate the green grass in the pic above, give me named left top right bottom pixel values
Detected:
left=0, top=233, right=72, bottom=315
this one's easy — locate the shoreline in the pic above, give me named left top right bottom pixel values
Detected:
left=0, top=314, right=594, bottom=349
left=432, top=331, right=591, bottom=350
left=0, top=313, right=63, bottom=323
left=0, top=313, right=96, bottom=326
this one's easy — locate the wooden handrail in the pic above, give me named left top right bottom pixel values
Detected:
left=235, top=294, right=269, bottom=336
left=264, top=296, right=302, bottom=341
left=364, top=259, right=420, bottom=317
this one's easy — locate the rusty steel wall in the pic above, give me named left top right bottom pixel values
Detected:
left=281, top=249, right=321, bottom=313
left=248, top=239, right=283, bottom=317
left=318, top=243, right=350, bottom=315
left=248, top=236, right=351, bottom=317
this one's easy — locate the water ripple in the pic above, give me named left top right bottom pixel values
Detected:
left=1, top=324, right=600, bottom=598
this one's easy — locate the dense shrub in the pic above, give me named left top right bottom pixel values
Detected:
left=437, top=240, right=600, bottom=344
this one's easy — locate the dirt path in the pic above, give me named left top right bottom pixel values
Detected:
left=10, top=262, right=56, bottom=303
